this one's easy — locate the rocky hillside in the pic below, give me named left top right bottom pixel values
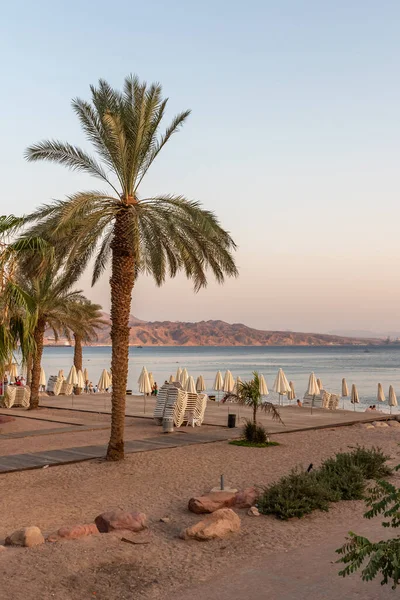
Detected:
left=90, top=315, right=381, bottom=347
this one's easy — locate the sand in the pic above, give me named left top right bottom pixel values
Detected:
left=0, top=423, right=399, bottom=599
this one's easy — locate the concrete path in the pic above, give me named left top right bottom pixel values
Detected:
left=0, top=428, right=237, bottom=474
left=174, top=518, right=395, bottom=600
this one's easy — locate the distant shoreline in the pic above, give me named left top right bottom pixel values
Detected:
left=42, top=342, right=387, bottom=348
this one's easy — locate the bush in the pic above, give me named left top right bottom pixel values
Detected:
left=229, top=439, right=279, bottom=448
left=345, top=446, right=391, bottom=479
left=257, top=467, right=336, bottom=520
left=243, top=419, right=269, bottom=444
left=317, top=461, right=365, bottom=501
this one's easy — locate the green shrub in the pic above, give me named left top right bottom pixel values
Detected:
left=257, top=467, right=336, bottom=520
left=345, top=446, right=391, bottom=479
left=229, top=439, right=279, bottom=448
left=242, top=419, right=269, bottom=444
left=317, top=461, right=365, bottom=501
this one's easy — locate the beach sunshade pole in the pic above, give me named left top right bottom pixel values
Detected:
left=223, top=370, right=235, bottom=416
left=350, top=384, right=359, bottom=412
left=214, top=371, right=223, bottom=405
left=138, top=366, right=152, bottom=414
left=273, top=368, right=290, bottom=408
left=306, top=373, right=320, bottom=415
left=389, top=385, right=397, bottom=414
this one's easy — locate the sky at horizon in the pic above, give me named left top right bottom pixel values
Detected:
left=1, top=0, right=400, bottom=334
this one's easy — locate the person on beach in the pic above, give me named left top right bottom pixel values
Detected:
left=296, top=399, right=302, bottom=407
left=151, top=382, right=158, bottom=396
left=88, top=382, right=94, bottom=394
left=365, top=406, right=373, bottom=412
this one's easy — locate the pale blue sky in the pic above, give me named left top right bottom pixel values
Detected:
left=1, top=1, right=400, bottom=333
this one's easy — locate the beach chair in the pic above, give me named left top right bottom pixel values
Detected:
left=47, top=375, right=63, bottom=396
left=153, top=383, right=169, bottom=424
left=2, top=386, right=16, bottom=408
left=14, top=386, right=30, bottom=408
left=60, top=381, right=74, bottom=395
left=184, top=393, right=208, bottom=426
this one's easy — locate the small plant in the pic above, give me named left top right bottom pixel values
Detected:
left=230, top=440, right=279, bottom=448
left=243, top=419, right=269, bottom=444
left=257, top=467, right=335, bottom=520
left=343, top=446, right=392, bottom=479
left=337, top=465, right=400, bottom=589
left=317, top=460, right=365, bottom=501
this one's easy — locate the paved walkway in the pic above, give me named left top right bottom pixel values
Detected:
left=0, top=428, right=237, bottom=474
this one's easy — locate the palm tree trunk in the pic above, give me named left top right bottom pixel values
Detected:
left=29, top=317, right=46, bottom=410
left=26, top=353, right=33, bottom=386
left=253, top=404, right=257, bottom=426
left=106, top=208, right=135, bottom=461
left=73, top=333, right=83, bottom=395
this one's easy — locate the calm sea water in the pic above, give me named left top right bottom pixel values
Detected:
left=40, top=345, right=400, bottom=414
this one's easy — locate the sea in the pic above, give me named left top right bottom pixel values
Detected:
left=40, top=345, right=400, bottom=414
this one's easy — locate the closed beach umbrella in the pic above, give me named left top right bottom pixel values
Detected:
left=350, top=384, right=359, bottom=411
left=389, top=385, right=397, bottom=413
left=273, top=368, right=290, bottom=405
left=196, top=375, right=206, bottom=392
left=58, top=369, right=65, bottom=379
left=148, top=372, right=154, bottom=387
left=234, top=376, right=242, bottom=393
left=83, top=368, right=89, bottom=382
left=259, top=374, right=269, bottom=396
left=306, top=372, right=320, bottom=414
left=39, top=368, right=46, bottom=388
left=175, top=367, right=182, bottom=382
left=341, top=378, right=349, bottom=409
left=180, top=368, right=189, bottom=386
left=107, top=370, right=112, bottom=384
left=76, top=370, right=85, bottom=389
left=169, top=375, right=174, bottom=383
left=214, top=370, right=223, bottom=403
left=377, top=383, right=385, bottom=403
left=67, top=365, right=78, bottom=386
left=288, top=381, right=295, bottom=401
left=98, top=369, right=110, bottom=392
left=138, top=366, right=152, bottom=414
left=223, top=370, right=235, bottom=393
left=317, top=378, right=323, bottom=390
left=185, top=376, right=197, bottom=394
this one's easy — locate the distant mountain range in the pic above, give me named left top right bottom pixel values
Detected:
left=329, top=329, right=399, bottom=340
left=77, top=315, right=382, bottom=347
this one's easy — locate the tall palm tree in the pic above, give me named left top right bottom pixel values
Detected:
left=17, top=263, right=85, bottom=409
left=24, top=75, right=238, bottom=460
left=67, top=300, right=106, bottom=393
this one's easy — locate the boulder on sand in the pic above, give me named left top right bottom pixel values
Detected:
left=181, top=508, right=240, bottom=541
left=58, top=523, right=99, bottom=539
left=188, top=492, right=236, bottom=514
left=5, top=526, right=44, bottom=548
left=95, top=510, right=147, bottom=533
left=235, top=487, right=257, bottom=509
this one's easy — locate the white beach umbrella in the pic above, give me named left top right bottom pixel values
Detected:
left=175, top=367, right=182, bottom=382
left=350, top=384, right=359, bottom=411
left=180, top=368, right=189, bottom=386
left=389, top=385, right=398, bottom=413
left=214, top=370, right=223, bottom=403
left=169, top=375, right=174, bottom=383
left=148, top=372, right=155, bottom=387
left=317, top=378, right=323, bottom=390
left=98, top=369, right=110, bottom=392
left=259, top=374, right=269, bottom=396
left=39, top=368, right=46, bottom=388
left=233, top=376, right=242, bottom=393
left=66, top=365, right=78, bottom=386
left=138, top=366, right=152, bottom=414
left=83, top=368, right=89, bottom=382
left=107, top=370, right=112, bottom=384
left=58, top=369, right=65, bottom=379
left=196, top=375, right=206, bottom=392
left=306, top=372, right=320, bottom=414
left=185, top=375, right=197, bottom=394
left=223, top=370, right=235, bottom=393
left=273, top=368, right=290, bottom=405
left=287, top=381, right=296, bottom=401
left=341, top=377, right=349, bottom=408
left=377, top=383, right=385, bottom=403
left=76, top=370, right=85, bottom=389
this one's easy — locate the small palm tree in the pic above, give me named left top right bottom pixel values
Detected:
left=24, top=75, right=238, bottom=460
left=227, top=372, right=282, bottom=426
left=18, top=263, right=85, bottom=409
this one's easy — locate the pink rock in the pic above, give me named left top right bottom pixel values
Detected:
left=46, top=534, right=59, bottom=543
left=235, top=487, right=257, bottom=509
left=95, top=510, right=147, bottom=533
left=188, top=492, right=236, bottom=514
left=5, top=526, right=44, bottom=547
left=58, top=523, right=99, bottom=540
left=181, top=508, right=241, bottom=541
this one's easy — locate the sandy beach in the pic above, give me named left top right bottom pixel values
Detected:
left=0, top=420, right=398, bottom=599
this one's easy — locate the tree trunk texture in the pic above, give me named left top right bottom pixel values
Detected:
left=253, top=404, right=257, bottom=425
left=107, top=208, right=135, bottom=461
left=26, top=353, right=33, bottom=387
left=29, top=317, right=46, bottom=410
left=74, top=334, right=83, bottom=395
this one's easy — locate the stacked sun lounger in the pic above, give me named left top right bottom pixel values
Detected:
left=47, top=375, right=63, bottom=396
left=60, top=381, right=74, bottom=395
left=302, top=392, right=324, bottom=408
left=153, top=384, right=169, bottom=424
left=183, top=393, right=208, bottom=426
left=328, top=394, right=339, bottom=410
left=153, top=382, right=188, bottom=427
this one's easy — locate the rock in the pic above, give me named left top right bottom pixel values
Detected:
left=95, top=510, right=147, bottom=534
left=46, top=534, right=59, bottom=543
left=181, top=508, right=240, bottom=541
left=0, top=545, right=6, bottom=552
left=5, top=526, right=44, bottom=548
left=388, top=420, right=400, bottom=427
left=235, top=487, right=257, bottom=509
left=247, top=506, right=260, bottom=517
left=160, top=517, right=170, bottom=523
left=373, top=421, right=389, bottom=428
left=58, top=523, right=99, bottom=540
left=188, top=492, right=236, bottom=514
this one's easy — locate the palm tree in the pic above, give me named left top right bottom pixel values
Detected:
left=17, top=263, right=85, bottom=409
left=24, top=75, right=238, bottom=460
left=67, top=300, right=106, bottom=393
left=227, top=372, right=282, bottom=426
